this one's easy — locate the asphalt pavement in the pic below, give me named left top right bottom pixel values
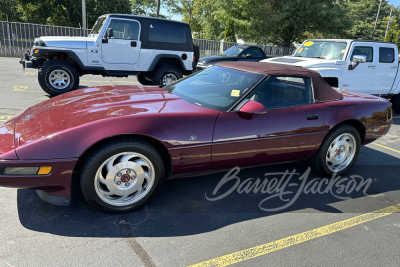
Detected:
left=0, top=57, right=399, bottom=267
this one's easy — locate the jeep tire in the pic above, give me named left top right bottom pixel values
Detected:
left=392, top=94, right=400, bottom=114
left=137, top=73, right=153, bottom=85
left=152, top=64, right=183, bottom=86
left=38, top=60, right=79, bottom=96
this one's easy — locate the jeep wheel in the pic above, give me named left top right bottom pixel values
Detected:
left=38, top=60, right=79, bottom=96
left=392, top=94, right=400, bottom=114
left=137, top=74, right=153, bottom=85
left=152, top=64, right=182, bottom=86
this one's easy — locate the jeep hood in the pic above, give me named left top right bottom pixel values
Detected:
left=35, top=36, right=96, bottom=49
left=262, top=56, right=345, bottom=69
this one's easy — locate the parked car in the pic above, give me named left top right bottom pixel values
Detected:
left=196, top=45, right=267, bottom=70
left=262, top=39, right=400, bottom=113
left=19, top=14, right=200, bottom=96
left=0, top=62, right=392, bottom=213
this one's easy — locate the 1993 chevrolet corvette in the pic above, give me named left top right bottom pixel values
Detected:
left=0, top=62, right=392, bottom=213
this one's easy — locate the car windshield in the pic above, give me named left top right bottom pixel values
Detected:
left=221, top=46, right=245, bottom=57
left=165, top=66, right=264, bottom=111
left=90, top=17, right=106, bottom=36
left=294, top=41, right=348, bottom=60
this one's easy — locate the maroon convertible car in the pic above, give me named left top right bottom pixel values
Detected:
left=0, top=62, right=392, bottom=213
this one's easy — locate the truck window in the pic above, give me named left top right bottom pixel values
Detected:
left=350, top=46, right=373, bottom=62
left=379, top=47, right=395, bottom=63
left=107, top=19, right=140, bottom=40
left=149, top=23, right=186, bottom=44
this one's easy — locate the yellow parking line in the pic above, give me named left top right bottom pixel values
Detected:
left=373, top=143, right=400, bottom=154
left=188, top=204, right=400, bottom=267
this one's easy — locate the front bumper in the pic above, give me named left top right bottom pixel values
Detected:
left=0, top=158, right=78, bottom=205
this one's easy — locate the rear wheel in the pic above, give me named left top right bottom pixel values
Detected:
left=137, top=73, right=153, bottom=85
left=38, top=60, right=79, bottom=96
left=152, top=64, right=182, bottom=86
left=80, top=140, right=165, bottom=213
left=309, top=125, right=361, bottom=177
left=392, top=94, right=400, bottom=113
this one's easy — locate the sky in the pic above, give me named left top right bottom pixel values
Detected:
left=388, top=0, right=399, bottom=7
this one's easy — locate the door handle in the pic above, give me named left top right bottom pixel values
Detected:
left=307, top=113, right=318, bottom=120
left=131, top=41, right=137, bottom=47
left=368, top=65, right=376, bottom=68
left=391, top=66, right=398, bottom=68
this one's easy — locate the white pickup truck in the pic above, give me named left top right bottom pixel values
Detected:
left=262, top=39, right=400, bottom=113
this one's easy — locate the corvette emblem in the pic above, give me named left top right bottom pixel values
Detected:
left=189, top=135, right=197, bottom=141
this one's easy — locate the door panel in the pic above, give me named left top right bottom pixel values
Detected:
left=212, top=104, right=325, bottom=170
left=101, top=19, right=141, bottom=65
left=372, top=46, right=398, bottom=95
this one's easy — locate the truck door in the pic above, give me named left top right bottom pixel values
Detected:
left=101, top=18, right=141, bottom=65
left=371, top=46, right=398, bottom=95
left=342, top=45, right=375, bottom=94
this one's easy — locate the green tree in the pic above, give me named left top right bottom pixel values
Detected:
left=132, top=0, right=180, bottom=18
left=213, top=0, right=350, bottom=47
left=224, top=15, right=236, bottom=42
left=345, top=0, right=391, bottom=40
left=0, top=0, right=21, bottom=21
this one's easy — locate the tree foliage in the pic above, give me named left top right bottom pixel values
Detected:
left=224, top=15, right=236, bottom=42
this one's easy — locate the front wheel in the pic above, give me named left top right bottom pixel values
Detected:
left=308, top=125, right=361, bottom=177
left=80, top=140, right=165, bottom=213
left=152, top=64, right=182, bottom=86
left=38, top=60, right=79, bottom=96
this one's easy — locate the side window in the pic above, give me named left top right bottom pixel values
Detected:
left=350, top=46, right=373, bottom=62
left=379, top=47, right=394, bottom=63
left=246, top=76, right=313, bottom=109
left=107, top=19, right=139, bottom=40
left=247, top=48, right=264, bottom=58
left=149, top=23, right=186, bottom=44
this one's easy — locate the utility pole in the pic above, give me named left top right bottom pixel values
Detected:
left=372, top=0, right=383, bottom=39
left=385, top=6, right=393, bottom=40
left=82, top=0, right=86, bottom=29
left=156, top=0, right=161, bottom=17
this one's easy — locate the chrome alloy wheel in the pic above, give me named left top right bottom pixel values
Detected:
left=94, top=152, right=155, bottom=206
left=325, top=133, right=356, bottom=173
left=49, top=69, right=70, bottom=90
left=162, top=73, right=178, bottom=85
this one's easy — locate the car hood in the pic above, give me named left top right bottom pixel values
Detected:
left=36, top=36, right=96, bottom=49
left=14, top=85, right=188, bottom=146
left=262, top=56, right=345, bottom=69
left=199, top=55, right=237, bottom=65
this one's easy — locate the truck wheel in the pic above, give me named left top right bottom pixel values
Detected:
left=80, top=140, right=165, bottom=213
left=308, top=125, right=361, bottom=177
left=152, top=64, right=182, bottom=86
left=137, top=74, right=153, bottom=85
left=392, top=94, right=400, bottom=113
left=38, top=60, right=79, bottom=96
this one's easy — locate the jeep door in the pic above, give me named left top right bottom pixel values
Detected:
left=102, top=18, right=141, bottom=65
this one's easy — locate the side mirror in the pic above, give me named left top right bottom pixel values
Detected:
left=244, top=54, right=252, bottom=59
left=239, top=100, right=267, bottom=115
left=349, top=55, right=367, bottom=70
left=106, top=28, right=113, bottom=38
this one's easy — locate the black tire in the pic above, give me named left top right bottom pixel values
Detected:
left=152, top=64, right=182, bottom=86
left=137, top=73, right=153, bottom=85
left=80, top=140, right=165, bottom=213
left=38, top=60, right=79, bottom=96
left=308, top=125, right=361, bottom=177
left=392, top=94, right=400, bottom=114
left=193, top=43, right=200, bottom=68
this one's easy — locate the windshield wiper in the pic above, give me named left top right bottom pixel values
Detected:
left=311, top=56, right=327, bottom=59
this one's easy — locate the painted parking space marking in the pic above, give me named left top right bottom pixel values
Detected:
left=373, top=143, right=400, bottom=154
left=24, top=72, right=36, bottom=76
left=0, top=115, right=12, bottom=122
left=13, top=86, right=28, bottom=91
left=188, top=204, right=400, bottom=267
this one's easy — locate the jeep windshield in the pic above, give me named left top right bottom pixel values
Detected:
left=294, top=41, right=348, bottom=60
left=164, top=65, right=264, bottom=111
left=90, top=17, right=106, bottom=36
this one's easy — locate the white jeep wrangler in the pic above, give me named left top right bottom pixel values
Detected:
left=20, top=14, right=199, bottom=96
